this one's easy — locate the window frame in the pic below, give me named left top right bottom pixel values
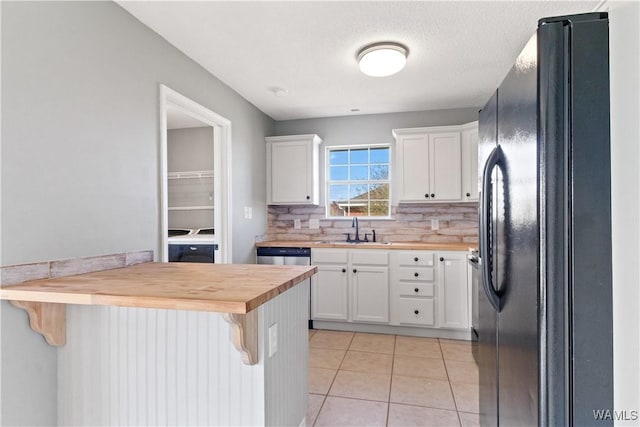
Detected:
left=324, top=143, right=393, bottom=219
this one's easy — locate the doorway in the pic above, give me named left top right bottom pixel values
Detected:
left=159, top=85, right=232, bottom=263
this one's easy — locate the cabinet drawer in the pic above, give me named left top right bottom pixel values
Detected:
left=396, top=252, right=434, bottom=267
left=351, top=250, right=389, bottom=266
left=397, top=298, right=435, bottom=326
left=398, top=283, right=434, bottom=297
left=312, top=249, right=348, bottom=264
left=398, top=267, right=434, bottom=282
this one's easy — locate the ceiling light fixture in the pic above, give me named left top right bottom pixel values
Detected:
left=357, top=42, right=408, bottom=77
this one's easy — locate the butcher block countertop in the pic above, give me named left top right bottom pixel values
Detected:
left=1, top=262, right=316, bottom=362
left=256, top=240, right=476, bottom=252
left=0, top=262, right=317, bottom=314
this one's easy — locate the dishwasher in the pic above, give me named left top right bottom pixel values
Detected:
left=257, top=247, right=313, bottom=328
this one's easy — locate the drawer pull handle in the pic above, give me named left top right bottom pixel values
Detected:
left=414, top=288, right=419, bottom=293
left=414, top=257, right=419, bottom=262
left=341, top=268, right=346, bottom=273
left=414, top=310, right=420, bottom=315
left=414, top=272, right=419, bottom=277
left=439, top=257, right=444, bottom=262
left=189, top=247, right=198, bottom=251
left=353, top=269, right=357, bottom=274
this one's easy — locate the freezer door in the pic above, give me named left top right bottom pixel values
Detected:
left=477, top=90, right=499, bottom=427
left=495, top=33, right=539, bottom=426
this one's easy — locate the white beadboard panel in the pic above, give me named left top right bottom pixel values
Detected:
left=58, top=305, right=273, bottom=426
left=263, top=280, right=309, bottom=426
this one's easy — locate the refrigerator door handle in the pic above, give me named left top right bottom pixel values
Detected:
left=480, top=145, right=503, bottom=312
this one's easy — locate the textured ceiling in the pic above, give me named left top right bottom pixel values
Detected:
left=119, top=1, right=599, bottom=121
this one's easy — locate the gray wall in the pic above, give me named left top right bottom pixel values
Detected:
left=167, top=127, right=215, bottom=229
left=1, top=2, right=273, bottom=425
left=167, top=127, right=214, bottom=172
left=608, top=0, right=640, bottom=419
left=275, top=108, right=479, bottom=205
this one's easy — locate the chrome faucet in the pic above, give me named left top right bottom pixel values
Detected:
left=352, top=216, right=360, bottom=242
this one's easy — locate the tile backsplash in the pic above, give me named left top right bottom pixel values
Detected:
left=267, top=203, right=478, bottom=244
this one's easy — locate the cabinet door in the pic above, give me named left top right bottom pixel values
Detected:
left=311, top=264, right=348, bottom=321
left=351, top=266, right=389, bottom=323
left=438, top=252, right=469, bottom=329
left=269, top=141, right=313, bottom=204
left=428, top=132, right=462, bottom=201
left=398, top=135, right=430, bottom=202
left=461, top=125, right=479, bottom=201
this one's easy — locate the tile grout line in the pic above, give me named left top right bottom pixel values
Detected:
left=387, top=334, right=398, bottom=426
left=439, top=338, right=464, bottom=427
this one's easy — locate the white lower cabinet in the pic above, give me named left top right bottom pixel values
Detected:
left=390, top=251, right=437, bottom=327
left=312, top=263, right=348, bottom=320
left=312, top=248, right=471, bottom=337
left=437, top=251, right=470, bottom=329
left=396, top=298, right=435, bottom=326
left=311, top=248, right=389, bottom=324
left=351, top=265, right=389, bottom=323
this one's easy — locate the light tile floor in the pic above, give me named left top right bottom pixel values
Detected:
left=307, top=330, right=480, bottom=427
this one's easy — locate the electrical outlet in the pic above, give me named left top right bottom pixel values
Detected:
left=309, top=218, right=320, bottom=229
left=431, top=219, right=439, bottom=230
left=268, top=323, right=278, bottom=357
left=294, top=219, right=301, bottom=229
left=244, top=206, right=252, bottom=219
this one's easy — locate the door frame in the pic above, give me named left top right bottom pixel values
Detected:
left=159, top=85, right=232, bottom=263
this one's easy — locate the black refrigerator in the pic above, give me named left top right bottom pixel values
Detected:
left=478, top=12, right=613, bottom=426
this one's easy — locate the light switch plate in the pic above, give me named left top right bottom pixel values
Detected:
left=309, top=218, right=320, bottom=229
left=431, top=219, right=439, bottom=230
left=268, top=323, right=278, bottom=357
left=294, top=219, right=301, bottom=229
left=244, top=206, right=253, bottom=219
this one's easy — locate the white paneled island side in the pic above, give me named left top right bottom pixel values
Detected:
left=1, top=262, right=316, bottom=426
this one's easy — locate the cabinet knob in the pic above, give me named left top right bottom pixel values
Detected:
left=424, top=193, right=429, bottom=198
left=341, top=268, right=346, bottom=273
left=431, top=193, right=435, bottom=198
left=466, top=192, right=471, bottom=197
left=306, top=195, right=310, bottom=200
left=414, top=272, right=419, bottom=277
left=439, top=257, right=444, bottom=262
left=353, top=269, right=357, bottom=274
left=414, top=257, right=419, bottom=262
left=414, top=288, right=419, bottom=293
left=414, top=310, right=420, bottom=315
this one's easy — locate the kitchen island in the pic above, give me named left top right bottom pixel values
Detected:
left=1, top=261, right=316, bottom=426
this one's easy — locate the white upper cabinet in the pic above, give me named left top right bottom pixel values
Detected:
left=460, top=122, right=479, bottom=201
left=429, top=132, right=462, bottom=201
left=266, top=134, right=322, bottom=205
left=394, top=123, right=480, bottom=203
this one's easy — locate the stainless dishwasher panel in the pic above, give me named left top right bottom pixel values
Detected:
left=257, top=247, right=312, bottom=328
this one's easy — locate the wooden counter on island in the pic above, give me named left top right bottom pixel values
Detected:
left=1, top=259, right=317, bottom=426
left=1, top=262, right=316, bottom=364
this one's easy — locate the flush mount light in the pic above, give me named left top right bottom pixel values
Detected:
left=357, top=42, right=408, bottom=77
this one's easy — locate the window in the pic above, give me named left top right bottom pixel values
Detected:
left=326, top=145, right=391, bottom=218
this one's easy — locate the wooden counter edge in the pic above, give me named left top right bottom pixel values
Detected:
left=2, top=264, right=317, bottom=366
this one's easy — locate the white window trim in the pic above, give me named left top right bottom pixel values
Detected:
left=325, top=143, right=393, bottom=220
